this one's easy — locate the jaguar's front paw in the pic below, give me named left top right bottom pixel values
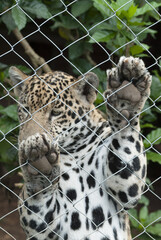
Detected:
left=19, top=133, right=60, bottom=183
left=104, top=57, right=152, bottom=128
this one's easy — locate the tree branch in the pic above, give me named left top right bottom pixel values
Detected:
left=12, top=28, right=52, bottom=74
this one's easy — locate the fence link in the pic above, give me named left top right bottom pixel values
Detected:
left=0, top=0, right=161, bottom=240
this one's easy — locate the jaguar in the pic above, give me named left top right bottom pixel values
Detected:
left=9, top=56, right=151, bottom=240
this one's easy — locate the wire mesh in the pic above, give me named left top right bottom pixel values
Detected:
left=0, top=0, right=161, bottom=240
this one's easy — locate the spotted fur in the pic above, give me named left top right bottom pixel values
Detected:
left=9, top=57, right=151, bottom=240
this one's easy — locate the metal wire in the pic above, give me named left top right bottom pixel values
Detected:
left=0, top=0, right=161, bottom=239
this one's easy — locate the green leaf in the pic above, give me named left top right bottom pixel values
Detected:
left=110, top=0, right=133, bottom=12
left=90, top=31, right=115, bottom=43
left=147, top=223, right=161, bottom=236
left=72, top=58, right=93, bottom=75
left=1, top=12, right=17, bottom=32
left=12, top=6, right=27, bottom=30
left=139, top=196, right=149, bottom=206
left=144, top=128, right=161, bottom=148
left=146, top=152, right=161, bottom=164
left=151, top=76, right=161, bottom=100
left=128, top=208, right=139, bottom=228
left=0, top=116, right=18, bottom=134
left=130, top=45, right=145, bottom=56
left=71, top=0, right=92, bottom=17
left=0, top=104, right=18, bottom=121
left=69, top=41, right=92, bottom=60
left=0, top=62, right=8, bottom=70
left=0, top=140, right=17, bottom=164
left=139, top=206, right=148, bottom=223
left=141, top=123, right=155, bottom=129
left=23, top=1, right=52, bottom=19
left=130, top=44, right=149, bottom=56
left=135, top=2, right=161, bottom=17
left=145, top=210, right=161, bottom=226
left=92, top=0, right=112, bottom=17
left=56, top=15, right=80, bottom=30
left=127, top=4, right=137, bottom=19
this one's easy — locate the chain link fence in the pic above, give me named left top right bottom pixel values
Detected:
left=0, top=0, right=161, bottom=239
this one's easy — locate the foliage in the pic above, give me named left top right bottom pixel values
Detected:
left=0, top=63, right=31, bottom=169
left=0, top=0, right=161, bottom=237
left=141, top=67, right=161, bottom=164
left=129, top=195, right=161, bottom=239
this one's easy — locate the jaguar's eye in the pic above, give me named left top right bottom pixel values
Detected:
left=50, top=109, right=61, bottom=117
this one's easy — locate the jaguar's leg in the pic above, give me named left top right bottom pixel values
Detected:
left=19, top=133, right=60, bottom=195
left=104, top=56, right=151, bottom=209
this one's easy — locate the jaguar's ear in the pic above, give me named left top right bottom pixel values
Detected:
left=9, top=66, right=28, bottom=97
left=75, top=72, right=99, bottom=104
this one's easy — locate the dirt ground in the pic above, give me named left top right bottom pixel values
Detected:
left=0, top=186, right=25, bottom=240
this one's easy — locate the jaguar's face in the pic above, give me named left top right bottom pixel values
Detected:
left=9, top=67, right=101, bottom=147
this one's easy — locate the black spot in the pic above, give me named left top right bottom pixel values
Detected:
left=24, top=201, right=28, bottom=208
left=127, top=135, right=134, bottom=143
left=73, top=168, right=79, bottom=173
left=45, top=210, right=53, bottom=224
left=88, top=152, right=95, bottom=165
left=77, top=144, right=87, bottom=152
left=142, top=164, right=146, bottom=178
left=92, top=206, right=105, bottom=229
left=36, top=223, right=46, bottom=232
left=71, top=112, right=76, bottom=119
left=109, top=151, right=125, bottom=174
left=95, top=158, right=99, bottom=169
left=112, top=139, right=120, bottom=150
left=28, top=205, right=40, bottom=213
left=46, top=197, right=53, bottom=208
left=79, top=176, right=84, bottom=191
left=86, top=218, right=89, bottom=230
left=120, top=165, right=133, bottom=179
left=22, top=217, right=28, bottom=226
left=64, top=162, right=72, bottom=166
left=68, top=100, right=73, bottom=106
left=85, top=196, right=89, bottom=213
left=64, top=233, right=68, bottom=240
left=132, top=157, right=141, bottom=171
left=56, top=199, right=60, bottom=214
left=101, top=238, right=110, bottom=240
left=89, top=134, right=97, bottom=144
left=54, top=223, right=60, bottom=232
left=71, top=212, right=81, bottom=230
left=30, top=237, right=38, bottom=240
left=124, top=147, right=131, bottom=154
left=113, top=227, right=118, bottom=240
left=108, top=151, right=133, bottom=179
left=87, top=171, right=96, bottom=189
left=48, top=231, right=55, bottom=239
left=99, top=187, right=104, bottom=197
left=109, top=188, right=116, bottom=196
left=118, top=191, right=128, bottom=203
left=75, top=118, right=80, bottom=124
left=107, top=212, right=112, bottom=225
left=62, top=173, right=70, bottom=180
left=66, top=189, right=77, bottom=202
left=136, top=141, right=141, bottom=153
left=78, top=107, right=83, bottom=116
left=29, top=220, right=37, bottom=229
left=128, top=184, right=138, bottom=197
